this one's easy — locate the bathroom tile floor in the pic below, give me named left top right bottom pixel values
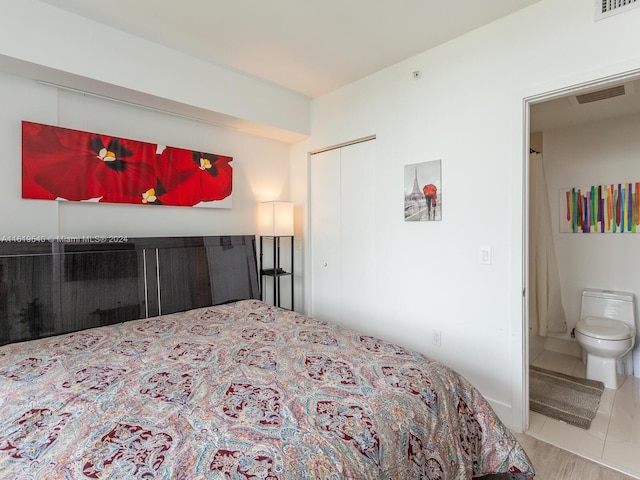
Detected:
left=528, top=350, right=640, bottom=479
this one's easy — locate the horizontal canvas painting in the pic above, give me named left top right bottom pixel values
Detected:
left=560, top=182, right=639, bottom=233
left=22, top=121, right=233, bottom=208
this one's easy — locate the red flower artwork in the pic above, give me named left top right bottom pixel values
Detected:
left=21, top=121, right=233, bottom=207
left=155, top=147, right=233, bottom=206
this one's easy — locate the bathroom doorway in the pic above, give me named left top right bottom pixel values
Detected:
left=524, top=68, right=640, bottom=477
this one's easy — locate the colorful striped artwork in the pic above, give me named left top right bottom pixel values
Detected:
left=561, top=182, right=640, bottom=233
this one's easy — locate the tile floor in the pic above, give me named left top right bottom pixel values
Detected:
left=528, top=350, right=640, bottom=479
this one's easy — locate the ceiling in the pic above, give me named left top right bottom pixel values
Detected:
left=32, top=0, right=640, bottom=133
left=530, top=79, right=640, bottom=132
left=39, top=0, right=542, bottom=99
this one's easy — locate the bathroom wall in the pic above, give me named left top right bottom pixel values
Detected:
left=542, top=113, right=640, bottom=352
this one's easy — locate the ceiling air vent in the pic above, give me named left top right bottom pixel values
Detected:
left=596, top=0, right=640, bottom=20
left=575, top=85, right=626, bottom=104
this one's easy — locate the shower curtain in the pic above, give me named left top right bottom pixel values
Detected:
left=529, top=152, right=567, bottom=336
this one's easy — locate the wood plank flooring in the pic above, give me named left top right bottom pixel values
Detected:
left=512, top=432, right=638, bottom=480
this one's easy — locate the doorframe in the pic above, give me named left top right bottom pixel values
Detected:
left=518, top=66, right=640, bottom=432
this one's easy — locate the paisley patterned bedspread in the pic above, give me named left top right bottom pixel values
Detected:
left=0, top=300, right=534, bottom=479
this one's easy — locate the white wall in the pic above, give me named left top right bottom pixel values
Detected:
left=0, top=71, right=292, bottom=238
left=544, top=113, right=640, bottom=346
left=291, top=0, right=640, bottom=428
left=0, top=0, right=310, bottom=143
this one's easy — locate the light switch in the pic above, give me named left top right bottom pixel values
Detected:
left=480, top=247, right=492, bottom=265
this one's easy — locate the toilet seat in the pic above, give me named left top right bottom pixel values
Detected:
left=576, top=316, right=633, bottom=341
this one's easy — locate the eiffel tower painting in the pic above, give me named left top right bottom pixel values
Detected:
left=404, top=160, right=442, bottom=221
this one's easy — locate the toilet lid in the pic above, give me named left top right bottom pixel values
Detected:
left=576, top=317, right=633, bottom=340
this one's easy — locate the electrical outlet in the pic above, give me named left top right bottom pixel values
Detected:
left=432, top=329, right=441, bottom=347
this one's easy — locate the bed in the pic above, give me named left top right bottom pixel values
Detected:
left=0, top=236, right=534, bottom=479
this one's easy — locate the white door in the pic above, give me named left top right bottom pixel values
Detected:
left=310, top=139, right=376, bottom=332
left=310, top=147, right=341, bottom=322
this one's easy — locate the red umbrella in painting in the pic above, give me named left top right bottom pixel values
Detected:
left=22, top=122, right=157, bottom=201
left=422, top=184, right=438, bottom=219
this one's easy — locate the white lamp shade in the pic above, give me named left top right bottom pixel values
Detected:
left=259, top=201, right=294, bottom=236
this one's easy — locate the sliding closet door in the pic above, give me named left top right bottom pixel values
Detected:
left=310, top=148, right=342, bottom=322
left=310, top=139, right=376, bottom=332
left=339, top=140, right=376, bottom=332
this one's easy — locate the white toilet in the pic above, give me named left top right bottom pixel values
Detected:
left=575, top=289, right=637, bottom=389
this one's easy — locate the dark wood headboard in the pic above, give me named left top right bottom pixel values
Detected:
left=0, top=235, right=260, bottom=346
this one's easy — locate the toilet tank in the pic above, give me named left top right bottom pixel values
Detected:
left=580, top=289, right=636, bottom=334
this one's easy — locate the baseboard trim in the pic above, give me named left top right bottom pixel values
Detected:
left=543, top=336, right=582, bottom=359
left=486, top=398, right=516, bottom=430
